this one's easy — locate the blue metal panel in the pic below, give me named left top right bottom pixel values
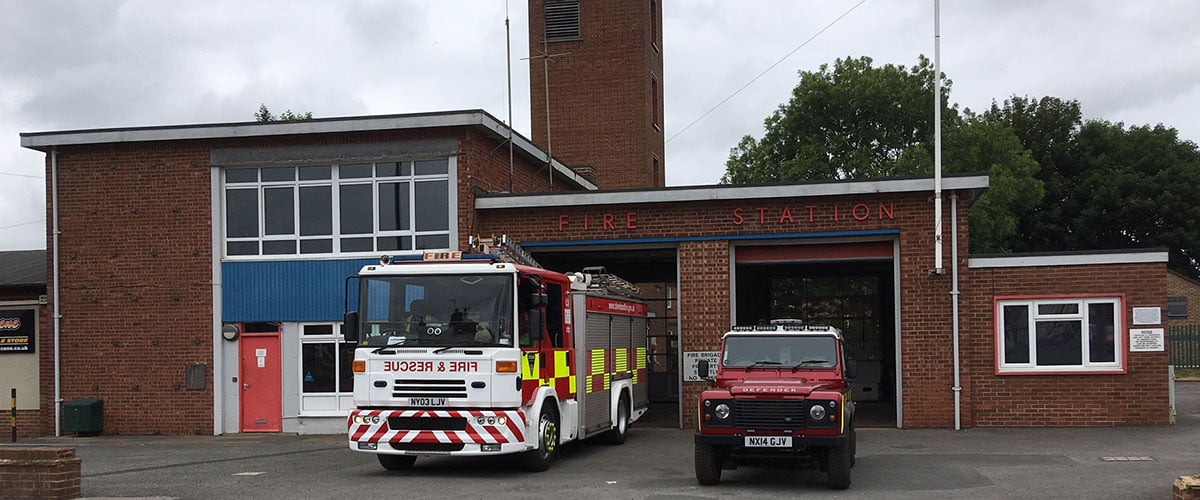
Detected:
left=222, top=259, right=377, bottom=322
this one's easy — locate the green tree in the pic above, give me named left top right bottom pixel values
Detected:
left=254, top=104, right=313, bottom=122
left=723, top=56, right=1043, bottom=253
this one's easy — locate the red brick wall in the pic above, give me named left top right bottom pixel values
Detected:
left=962, top=263, right=1171, bottom=426
left=42, top=142, right=214, bottom=436
left=479, top=190, right=974, bottom=427
left=36, top=124, right=580, bottom=436
left=529, top=0, right=665, bottom=189
left=1167, top=270, right=1200, bottom=327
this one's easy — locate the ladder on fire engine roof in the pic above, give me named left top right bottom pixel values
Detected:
left=468, top=234, right=543, bottom=268
left=580, top=266, right=642, bottom=299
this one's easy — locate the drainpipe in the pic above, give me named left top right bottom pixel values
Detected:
left=51, top=147, right=62, bottom=436
left=951, top=192, right=961, bottom=430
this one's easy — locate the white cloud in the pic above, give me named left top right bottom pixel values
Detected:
left=2, top=0, right=1197, bottom=249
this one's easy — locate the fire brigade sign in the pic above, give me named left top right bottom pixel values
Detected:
left=0, top=309, right=35, bottom=354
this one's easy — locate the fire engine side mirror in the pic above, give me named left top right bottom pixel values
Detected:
left=343, top=312, right=359, bottom=342
left=844, top=359, right=858, bottom=380
left=526, top=292, right=548, bottom=308
left=697, top=360, right=710, bottom=380
left=521, top=309, right=545, bottom=347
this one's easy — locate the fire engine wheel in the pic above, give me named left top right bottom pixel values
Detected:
left=849, top=424, right=857, bottom=467
left=520, top=406, right=559, bottom=472
left=377, top=454, right=417, bottom=471
left=694, top=442, right=722, bottom=485
left=825, top=434, right=853, bottom=490
left=603, top=394, right=630, bottom=445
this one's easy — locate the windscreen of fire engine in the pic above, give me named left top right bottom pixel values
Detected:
left=359, top=274, right=514, bottom=348
left=722, top=335, right=839, bottom=369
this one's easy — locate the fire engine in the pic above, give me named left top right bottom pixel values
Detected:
left=343, top=245, right=649, bottom=472
left=693, top=320, right=858, bottom=489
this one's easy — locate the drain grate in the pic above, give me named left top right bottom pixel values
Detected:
left=1100, top=456, right=1153, bottom=462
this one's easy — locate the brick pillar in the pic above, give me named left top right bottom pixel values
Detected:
left=1175, top=476, right=1200, bottom=500
left=0, top=447, right=81, bottom=499
left=678, top=240, right=731, bottom=429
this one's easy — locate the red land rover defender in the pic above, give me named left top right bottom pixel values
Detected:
left=693, top=320, right=857, bottom=489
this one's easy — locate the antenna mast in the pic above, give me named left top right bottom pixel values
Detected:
left=506, top=0, right=514, bottom=192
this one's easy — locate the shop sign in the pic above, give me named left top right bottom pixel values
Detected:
left=0, top=309, right=35, bottom=354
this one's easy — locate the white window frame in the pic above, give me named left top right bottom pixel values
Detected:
left=221, top=156, right=457, bottom=260
left=995, top=295, right=1125, bottom=375
left=298, top=322, right=356, bottom=415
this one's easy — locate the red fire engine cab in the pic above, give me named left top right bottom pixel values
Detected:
left=343, top=251, right=648, bottom=472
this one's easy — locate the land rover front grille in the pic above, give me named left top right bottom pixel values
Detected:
left=392, top=379, right=468, bottom=399
left=734, top=400, right=808, bottom=429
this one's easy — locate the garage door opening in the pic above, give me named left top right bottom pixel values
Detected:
left=531, top=247, right=681, bottom=428
left=734, top=242, right=898, bottom=428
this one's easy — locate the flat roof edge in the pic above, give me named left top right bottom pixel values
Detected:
left=968, top=249, right=1169, bottom=268
left=476, top=174, right=989, bottom=209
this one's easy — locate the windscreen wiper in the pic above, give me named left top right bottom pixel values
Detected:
left=746, top=360, right=782, bottom=369
left=790, top=359, right=829, bottom=371
left=371, top=339, right=408, bottom=354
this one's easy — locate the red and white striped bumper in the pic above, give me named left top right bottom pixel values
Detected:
left=348, top=409, right=526, bottom=446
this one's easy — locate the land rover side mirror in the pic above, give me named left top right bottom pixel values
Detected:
left=697, top=360, right=710, bottom=380
left=343, top=312, right=359, bottom=342
left=844, top=359, right=858, bottom=380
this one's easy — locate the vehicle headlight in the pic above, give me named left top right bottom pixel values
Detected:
left=809, top=404, right=827, bottom=421
left=714, top=403, right=731, bottom=420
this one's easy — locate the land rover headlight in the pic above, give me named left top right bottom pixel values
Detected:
left=714, top=403, right=731, bottom=420
left=809, top=404, right=827, bottom=421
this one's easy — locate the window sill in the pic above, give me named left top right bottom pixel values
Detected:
left=995, top=367, right=1126, bottom=376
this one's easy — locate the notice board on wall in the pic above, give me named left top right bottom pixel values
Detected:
left=0, top=308, right=35, bottom=354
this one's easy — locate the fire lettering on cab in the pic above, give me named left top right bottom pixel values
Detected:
left=383, top=361, right=480, bottom=372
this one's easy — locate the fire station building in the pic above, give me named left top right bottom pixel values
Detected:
left=16, top=0, right=1173, bottom=436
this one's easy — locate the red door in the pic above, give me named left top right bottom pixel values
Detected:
left=240, top=331, right=282, bottom=432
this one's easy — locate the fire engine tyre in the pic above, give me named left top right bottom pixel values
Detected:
left=603, top=394, right=630, bottom=445
left=694, top=442, right=722, bottom=485
left=520, top=406, right=559, bottom=472
left=377, top=454, right=417, bottom=471
left=825, top=435, right=853, bottom=490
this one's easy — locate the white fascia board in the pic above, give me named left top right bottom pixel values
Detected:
left=476, top=175, right=989, bottom=209
left=21, top=113, right=476, bottom=148
left=474, top=114, right=597, bottom=191
left=21, top=110, right=597, bottom=192
left=968, top=251, right=1169, bottom=268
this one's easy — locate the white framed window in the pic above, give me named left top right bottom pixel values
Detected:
left=223, top=158, right=454, bottom=259
left=996, top=295, right=1124, bottom=375
left=299, top=323, right=356, bottom=414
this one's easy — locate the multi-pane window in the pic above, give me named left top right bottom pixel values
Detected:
left=299, top=323, right=355, bottom=413
left=223, top=159, right=451, bottom=257
left=996, top=296, right=1123, bottom=374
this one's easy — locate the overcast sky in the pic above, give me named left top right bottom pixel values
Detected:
left=2, top=1, right=1198, bottom=251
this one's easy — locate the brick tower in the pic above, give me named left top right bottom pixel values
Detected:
left=528, top=0, right=665, bottom=189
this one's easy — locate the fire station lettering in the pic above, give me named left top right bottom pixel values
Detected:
left=384, top=360, right=479, bottom=372
left=0, top=309, right=35, bottom=354
left=732, top=202, right=895, bottom=225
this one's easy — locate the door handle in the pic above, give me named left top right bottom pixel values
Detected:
left=243, top=383, right=250, bottom=391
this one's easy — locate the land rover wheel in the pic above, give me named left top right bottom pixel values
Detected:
left=520, top=406, right=559, bottom=472
left=694, top=442, right=722, bottom=485
left=849, top=424, right=857, bottom=468
left=826, top=437, right=852, bottom=489
left=603, top=394, right=630, bottom=445
left=377, top=454, right=416, bottom=471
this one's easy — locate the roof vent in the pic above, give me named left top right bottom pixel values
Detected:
left=545, top=1, right=580, bottom=42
